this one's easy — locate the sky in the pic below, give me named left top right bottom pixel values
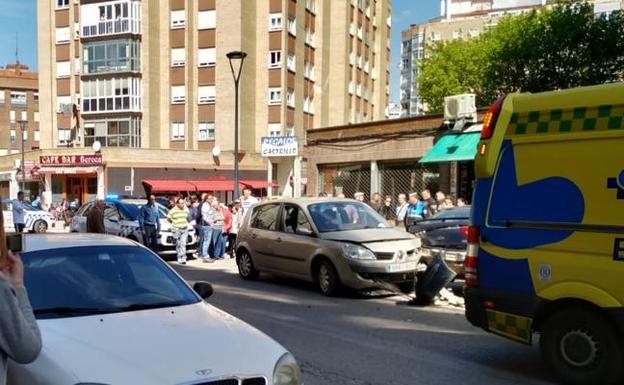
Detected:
left=0, top=0, right=440, bottom=105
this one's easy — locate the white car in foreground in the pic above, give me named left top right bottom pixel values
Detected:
left=11, top=234, right=302, bottom=385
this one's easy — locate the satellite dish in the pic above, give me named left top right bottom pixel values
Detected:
left=92, top=140, right=102, bottom=152
left=212, top=146, right=221, bottom=157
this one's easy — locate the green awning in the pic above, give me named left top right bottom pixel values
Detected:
left=419, top=132, right=481, bottom=164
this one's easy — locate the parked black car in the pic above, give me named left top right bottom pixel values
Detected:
left=408, top=206, right=470, bottom=276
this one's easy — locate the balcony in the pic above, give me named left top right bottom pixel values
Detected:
left=82, top=18, right=140, bottom=38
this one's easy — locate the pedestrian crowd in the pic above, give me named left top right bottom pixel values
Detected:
left=139, top=188, right=260, bottom=264
left=327, top=189, right=467, bottom=230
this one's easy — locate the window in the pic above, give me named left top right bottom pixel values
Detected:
left=286, top=124, right=295, bottom=136
left=198, top=122, right=215, bottom=141
left=452, top=30, right=462, bottom=40
left=171, top=122, right=185, bottom=140
left=83, top=118, right=140, bottom=148
left=305, top=0, right=316, bottom=13
left=10, top=130, right=16, bottom=146
left=305, top=28, right=315, bottom=47
left=198, top=85, right=216, bottom=104
left=198, top=48, right=216, bottom=67
left=431, top=32, right=441, bottom=41
left=82, top=77, right=141, bottom=113
left=268, top=88, right=281, bottom=105
left=287, top=17, right=296, bottom=35
left=348, top=81, right=354, bottom=95
left=469, top=28, right=480, bottom=38
left=56, top=27, right=70, bottom=44
left=22, top=130, right=28, bottom=141
left=304, top=61, right=314, bottom=80
left=250, top=204, right=280, bottom=230
left=0, top=90, right=4, bottom=104
left=287, top=89, right=295, bottom=108
left=268, top=123, right=281, bottom=137
left=20, top=111, right=27, bottom=121
left=283, top=205, right=313, bottom=235
left=33, top=93, right=39, bottom=102
left=171, top=10, right=185, bottom=28
left=304, top=97, right=311, bottom=113
left=269, top=13, right=283, bottom=31
left=56, top=0, right=69, bottom=9
left=58, top=129, right=71, bottom=145
left=171, top=48, right=186, bottom=67
left=287, top=53, right=296, bottom=72
left=9, top=110, right=15, bottom=123
left=268, top=51, right=281, bottom=68
left=198, top=10, right=216, bottom=30
left=83, top=39, right=141, bottom=75
left=57, top=95, right=71, bottom=113
left=357, top=0, right=365, bottom=10
left=357, top=24, right=363, bottom=39
left=34, top=131, right=40, bottom=142
left=34, top=112, right=40, bottom=122
left=171, top=86, right=185, bottom=104
left=56, top=61, right=71, bottom=78
left=11, top=92, right=27, bottom=106
left=74, top=22, right=80, bottom=39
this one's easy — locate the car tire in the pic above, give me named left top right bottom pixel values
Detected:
left=237, top=250, right=259, bottom=280
left=316, top=260, right=341, bottom=296
left=540, top=307, right=624, bottom=385
left=33, top=220, right=48, bottom=234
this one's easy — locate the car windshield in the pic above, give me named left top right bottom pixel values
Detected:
left=308, top=201, right=391, bottom=232
left=430, top=207, right=471, bottom=220
left=127, top=202, right=168, bottom=219
left=23, top=246, right=199, bottom=319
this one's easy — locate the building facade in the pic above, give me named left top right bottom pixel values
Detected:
left=31, top=0, right=392, bottom=204
left=399, top=0, right=623, bottom=117
left=0, top=64, right=40, bottom=200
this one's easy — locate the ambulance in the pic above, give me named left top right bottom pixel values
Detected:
left=464, top=82, right=624, bottom=385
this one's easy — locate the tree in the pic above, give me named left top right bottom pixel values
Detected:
left=418, top=1, right=624, bottom=113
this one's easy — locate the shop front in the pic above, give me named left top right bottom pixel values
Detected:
left=38, top=154, right=105, bottom=207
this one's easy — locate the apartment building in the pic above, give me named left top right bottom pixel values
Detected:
left=0, top=64, right=40, bottom=199
left=27, top=0, right=392, bottom=204
left=399, top=0, right=623, bottom=117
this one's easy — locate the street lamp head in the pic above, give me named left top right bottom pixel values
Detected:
left=226, top=51, right=248, bottom=61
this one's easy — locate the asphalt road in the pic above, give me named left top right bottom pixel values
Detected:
left=173, top=259, right=555, bottom=385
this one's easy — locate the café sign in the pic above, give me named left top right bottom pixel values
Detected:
left=260, top=136, right=299, bottom=157
left=39, top=155, right=103, bottom=166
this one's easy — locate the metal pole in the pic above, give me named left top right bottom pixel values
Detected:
left=234, top=77, right=240, bottom=201
left=20, top=121, right=25, bottom=193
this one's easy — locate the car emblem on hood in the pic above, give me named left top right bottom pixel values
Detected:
left=394, top=250, right=406, bottom=261
left=196, top=369, right=213, bottom=376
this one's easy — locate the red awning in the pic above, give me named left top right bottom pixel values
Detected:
left=240, top=180, right=279, bottom=189
left=143, top=180, right=197, bottom=193
left=190, top=180, right=250, bottom=192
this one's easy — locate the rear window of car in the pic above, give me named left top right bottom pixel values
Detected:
left=250, top=204, right=280, bottom=230
left=431, top=207, right=471, bottom=220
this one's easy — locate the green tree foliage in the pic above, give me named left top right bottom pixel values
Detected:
left=419, top=1, right=624, bottom=113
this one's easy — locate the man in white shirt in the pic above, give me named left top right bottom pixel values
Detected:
left=396, top=193, right=408, bottom=225
left=240, top=188, right=259, bottom=215
left=12, top=192, right=25, bottom=233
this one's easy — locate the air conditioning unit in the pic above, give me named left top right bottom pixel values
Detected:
left=444, top=93, right=476, bottom=121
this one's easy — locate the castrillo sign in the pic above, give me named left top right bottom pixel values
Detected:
left=39, top=155, right=103, bottom=166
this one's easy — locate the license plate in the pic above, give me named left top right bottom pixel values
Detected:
left=386, top=262, right=417, bottom=273
left=444, top=252, right=466, bottom=262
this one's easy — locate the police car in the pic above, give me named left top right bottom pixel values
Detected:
left=70, top=200, right=198, bottom=256
left=2, top=199, right=54, bottom=233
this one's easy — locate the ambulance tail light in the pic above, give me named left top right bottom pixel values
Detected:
left=465, top=226, right=480, bottom=287
left=481, top=95, right=506, bottom=140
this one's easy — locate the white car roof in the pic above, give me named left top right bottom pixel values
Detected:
left=24, top=233, right=140, bottom=253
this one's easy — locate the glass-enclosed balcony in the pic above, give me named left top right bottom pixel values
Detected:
left=81, top=0, right=141, bottom=38
left=83, top=39, right=140, bottom=75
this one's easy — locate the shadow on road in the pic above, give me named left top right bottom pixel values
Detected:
left=172, top=261, right=553, bottom=385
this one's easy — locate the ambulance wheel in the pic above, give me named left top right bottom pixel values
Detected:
left=33, top=220, right=48, bottom=233
left=540, top=307, right=624, bottom=385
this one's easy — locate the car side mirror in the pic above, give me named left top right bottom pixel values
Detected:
left=193, top=281, right=214, bottom=299
left=297, top=228, right=316, bottom=237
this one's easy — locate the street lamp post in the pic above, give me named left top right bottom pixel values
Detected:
left=226, top=50, right=247, bottom=201
left=17, top=120, right=26, bottom=193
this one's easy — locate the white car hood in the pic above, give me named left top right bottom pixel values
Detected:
left=24, top=302, right=284, bottom=384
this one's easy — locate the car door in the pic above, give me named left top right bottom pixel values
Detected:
left=270, top=204, right=318, bottom=277
left=103, top=203, right=123, bottom=236
left=246, top=203, right=282, bottom=270
left=73, top=203, right=92, bottom=233
left=3, top=201, right=14, bottom=232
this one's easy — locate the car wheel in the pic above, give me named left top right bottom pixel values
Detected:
left=316, top=260, right=341, bottom=296
left=33, top=220, right=48, bottom=233
left=398, top=281, right=415, bottom=294
left=540, top=307, right=624, bottom=385
left=237, top=250, right=259, bottom=280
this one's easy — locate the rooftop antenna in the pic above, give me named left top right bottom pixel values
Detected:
left=15, top=33, right=19, bottom=66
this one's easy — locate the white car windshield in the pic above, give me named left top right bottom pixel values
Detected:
left=23, top=246, right=199, bottom=319
left=308, top=201, right=391, bottom=232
